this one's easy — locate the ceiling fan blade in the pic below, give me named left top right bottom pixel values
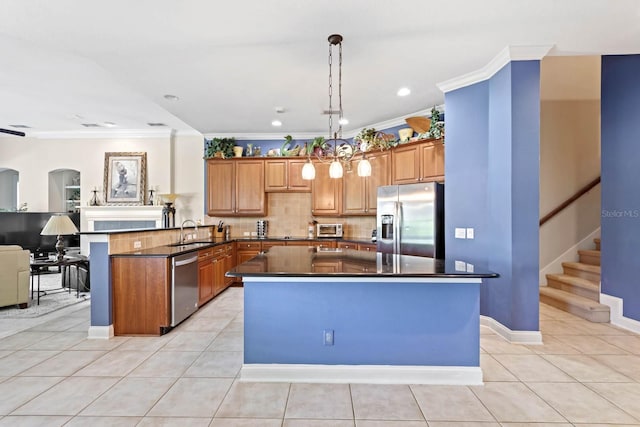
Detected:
left=0, top=128, right=26, bottom=137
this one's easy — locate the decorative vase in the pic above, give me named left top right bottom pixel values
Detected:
left=233, top=146, right=243, bottom=157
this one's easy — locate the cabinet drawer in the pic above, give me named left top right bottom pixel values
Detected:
left=237, top=241, right=262, bottom=251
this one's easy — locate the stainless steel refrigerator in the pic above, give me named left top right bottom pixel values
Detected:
left=376, top=182, right=444, bottom=258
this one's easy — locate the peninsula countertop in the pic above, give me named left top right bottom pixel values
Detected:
left=226, top=246, right=498, bottom=278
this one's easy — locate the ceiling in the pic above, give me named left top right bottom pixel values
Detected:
left=1, top=0, right=639, bottom=138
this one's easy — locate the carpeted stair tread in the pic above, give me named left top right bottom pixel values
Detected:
left=562, top=261, right=600, bottom=273
left=546, top=273, right=600, bottom=301
left=578, top=249, right=601, bottom=266
left=540, top=287, right=610, bottom=323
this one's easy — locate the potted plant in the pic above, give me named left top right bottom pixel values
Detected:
left=204, top=137, right=236, bottom=159
left=307, top=136, right=328, bottom=156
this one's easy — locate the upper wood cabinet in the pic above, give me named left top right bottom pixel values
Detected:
left=264, top=159, right=311, bottom=192
left=207, top=159, right=266, bottom=216
left=392, top=139, right=444, bottom=184
left=311, top=161, right=342, bottom=216
left=343, top=151, right=390, bottom=215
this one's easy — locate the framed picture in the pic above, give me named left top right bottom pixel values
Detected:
left=103, top=152, right=147, bottom=205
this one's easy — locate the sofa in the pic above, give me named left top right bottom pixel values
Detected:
left=0, top=245, right=30, bottom=308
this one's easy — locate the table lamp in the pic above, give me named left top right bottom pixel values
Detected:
left=40, top=214, right=79, bottom=261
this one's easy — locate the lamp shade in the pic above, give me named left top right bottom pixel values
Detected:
left=41, top=214, right=79, bottom=236
left=357, top=158, right=372, bottom=177
left=301, top=161, right=316, bottom=180
left=329, top=160, right=343, bottom=179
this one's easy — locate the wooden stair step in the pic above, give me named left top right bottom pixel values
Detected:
left=540, top=287, right=610, bottom=323
left=578, top=249, right=601, bottom=266
left=594, top=237, right=600, bottom=250
left=562, top=261, right=601, bottom=282
left=546, top=273, right=600, bottom=301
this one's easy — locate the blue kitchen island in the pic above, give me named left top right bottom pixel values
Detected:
left=226, top=246, right=498, bottom=385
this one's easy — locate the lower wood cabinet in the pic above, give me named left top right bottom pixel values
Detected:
left=199, top=244, right=235, bottom=305
left=111, top=256, right=171, bottom=336
left=337, top=241, right=377, bottom=252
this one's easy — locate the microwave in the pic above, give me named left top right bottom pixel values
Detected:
left=316, top=223, right=343, bottom=238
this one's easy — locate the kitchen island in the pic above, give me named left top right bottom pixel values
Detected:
left=227, top=246, right=498, bottom=385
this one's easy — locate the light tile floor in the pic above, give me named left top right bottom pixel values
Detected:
left=1, top=287, right=640, bottom=426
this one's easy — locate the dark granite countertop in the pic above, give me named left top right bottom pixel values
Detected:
left=110, top=236, right=376, bottom=258
left=227, top=246, right=499, bottom=278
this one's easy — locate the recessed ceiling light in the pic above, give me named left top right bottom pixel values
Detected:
left=271, top=120, right=282, bottom=127
left=103, top=122, right=117, bottom=128
left=163, top=94, right=180, bottom=101
left=397, top=87, right=411, bottom=97
left=338, top=118, right=349, bottom=125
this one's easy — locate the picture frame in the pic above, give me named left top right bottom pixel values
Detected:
left=103, top=152, right=147, bottom=205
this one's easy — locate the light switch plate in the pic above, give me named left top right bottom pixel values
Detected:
left=466, top=228, right=474, bottom=239
left=455, top=228, right=466, bottom=239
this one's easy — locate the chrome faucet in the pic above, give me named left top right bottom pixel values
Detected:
left=180, top=219, right=198, bottom=243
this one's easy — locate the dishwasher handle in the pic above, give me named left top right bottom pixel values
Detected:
left=173, top=255, right=198, bottom=267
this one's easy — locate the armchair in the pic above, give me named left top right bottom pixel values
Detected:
left=0, top=245, right=30, bottom=308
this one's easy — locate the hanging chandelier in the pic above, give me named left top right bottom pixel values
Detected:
left=302, top=34, right=371, bottom=180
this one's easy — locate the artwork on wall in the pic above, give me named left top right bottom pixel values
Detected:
left=103, top=152, right=147, bottom=205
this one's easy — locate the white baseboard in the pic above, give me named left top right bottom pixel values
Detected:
left=87, top=325, right=114, bottom=340
left=600, top=293, right=640, bottom=334
left=539, top=227, right=601, bottom=284
left=480, top=315, right=543, bottom=344
left=240, top=364, right=483, bottom=385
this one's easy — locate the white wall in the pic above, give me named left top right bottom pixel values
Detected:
left=539, top=56, right=601, bottom=277
left=0, top=132, right=204, bottom=228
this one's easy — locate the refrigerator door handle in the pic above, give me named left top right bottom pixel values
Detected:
left=394, top=201, right=402, bottom=254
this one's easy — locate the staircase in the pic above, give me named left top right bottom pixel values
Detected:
left=539, top=238, right=610, bottom=323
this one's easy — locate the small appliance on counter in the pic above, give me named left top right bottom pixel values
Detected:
left=316, top=223, right=343, bottom=238
left=256, top=220, right=268, bottom=239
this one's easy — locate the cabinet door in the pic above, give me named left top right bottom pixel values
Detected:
left=392, top=144, right=420, bottom=184
left=342, top=167, right=366, bottom=215
left=237, top=250, right=260, bottom=265
left=420, top=141, right=444, bottom=180
left=223, top=246, right=235, bottom=287
left=235, top=160, right=266, bottom=215
left=212, top=256, right=226, bottom=296
left=264, top=159, right=288, bottom=192
left=311, top=162, right=342, bottom=215
left=287, top=159, right=312, bottom=192
left=198, top=259, right=214, bottom=305
left=366, top=151, right=391, bottom=214
left=207, top=160, right=235, bottom=215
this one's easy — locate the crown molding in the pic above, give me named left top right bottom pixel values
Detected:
left=437, top=45, right=554, bottom=94
left=30, top=128, right=200, bottom=140
left=204, top=105, right=445, bottom=141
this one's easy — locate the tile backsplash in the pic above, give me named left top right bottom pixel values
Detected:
left=206, top=193, right=375, bottom=239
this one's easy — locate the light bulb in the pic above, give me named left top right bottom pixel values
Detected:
left=329, top=160, right=343, bottom=178
left=357, top=158, right=372, bottom=177
left=301, top=161, right=316, bottom=180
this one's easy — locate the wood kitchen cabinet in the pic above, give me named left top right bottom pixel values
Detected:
left=392, top=139, right=444, bottom=184
left=336, top=241, right=377, bottom=252
left=198, top=248, right=215, bottom=306
left=112, top=256, right=171, bottom=336
left=358, top=243, right=377, bottom=252
left=236, top=241, right=262, bottom=265
left=343, top=151, right=390, bottom=215
left=264, top=159, right=311, bottom=192
left=311, top=161, right=342, bottom=216
left=207, top=159, right=266, bottom=216
left=287, top=240, right=336, bottom=249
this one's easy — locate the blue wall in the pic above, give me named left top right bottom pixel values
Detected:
left=244, top=280, right=480, bottom=366
left=445, top=61, right=540, bottom=331
left=601, top=55, right=640, bottom=321
left=90, top=241, right=111, bottom=326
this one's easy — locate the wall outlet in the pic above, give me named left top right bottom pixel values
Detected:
left=133, top=241, right=142, bottom=249
left=250, top=231, right=258, bottom=236
left=466, top=228, right=474, bottom=239
left=455, top=228, right=466, bottom=239
left=243, top=231, right=250, bottom=236
left=323, top=329, right=334, bottom=346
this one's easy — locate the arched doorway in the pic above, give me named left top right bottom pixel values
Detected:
left=0, top=168, right=19, bottom=211
left=48, top=169, right=81, bottom=213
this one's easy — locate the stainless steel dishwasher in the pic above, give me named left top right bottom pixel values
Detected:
left=171, top=252, right=199, bottom=326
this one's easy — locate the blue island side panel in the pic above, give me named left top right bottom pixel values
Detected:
left=244, top=280, right=480, bottom=366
